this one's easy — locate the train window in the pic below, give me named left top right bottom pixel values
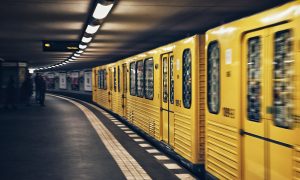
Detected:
left=114, top=67, right=116, bottom=92
left=130, top=62, right=136, bottom=96
left=144, top=58, right=154, bottom=100
left=118, top=66, right=120, bottom=92
left=183, top=49, right=192, bottom=109
left=247, top=37, right=261, bottom=122
left=103, top=69, right=107, bottom=90
left=170, top=55, right=174, bottom=104
left=98, top=70, right=102, bottom=89
left=273, top=30, right=294, bottom=129
left=136, top=60, right=144, bottom=97
left=207, top=41, right=220, bottom=114
left=163, top=57, right=168, bottom=103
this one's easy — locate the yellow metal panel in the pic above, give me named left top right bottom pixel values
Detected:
left=243, top=136, right=265, bottom=180
left=269, top=143, right=293, bottom=180
left=206, top=121, right=239, bottom=179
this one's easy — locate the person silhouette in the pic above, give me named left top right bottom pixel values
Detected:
left=4, top=76, right=17, bottom=109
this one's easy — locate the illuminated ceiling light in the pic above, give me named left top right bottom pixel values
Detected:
left=79, top=44, right=87, bottom=49
left=62, top=62, right=66, bottom=65
left=71, top=56, right=77, bottom=60
left=85, top=25, right=100, bottom=34
left=82, top=36, right=92, bottom=43
left=44, top=43, right=50, bottom=47
left=65, top=60, right=70, bottom=63
left=74, top=53, right=81, bottom=57
left=93, top=3, right=114, bottom=20
left=77, top=50, right=84, bottom=54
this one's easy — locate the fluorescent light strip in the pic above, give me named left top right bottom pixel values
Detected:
left=74, top=53, right=80, bottom=57
left=77, top=50, right=84, bottom=54
left=85, top=25, right=100, bottom=34
left=93, top=3, right=114, bottom=20
left=82, top=36, right=92, bottom=43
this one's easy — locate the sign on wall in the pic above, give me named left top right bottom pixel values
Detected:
left=84, top=71, right=92, bottom=91
left=59, top=72, right=67, bottom=89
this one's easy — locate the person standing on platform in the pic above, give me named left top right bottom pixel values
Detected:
left=34, top=73, right=41, bottom=102
left=21, top=74, right=33, bottom=106
left=4, top=76, right=17, bottom=109
left=39, top=76, right=46, bottom=106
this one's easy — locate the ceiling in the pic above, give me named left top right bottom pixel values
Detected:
left=0, top=0, right=292, bottom=70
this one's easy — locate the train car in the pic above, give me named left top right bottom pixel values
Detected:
left=205, top=1, right=300, bottom=180
left=93, top=35, right=206, bottom=168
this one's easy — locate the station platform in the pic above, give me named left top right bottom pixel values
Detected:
left=0, top=94, right=196, bottom=180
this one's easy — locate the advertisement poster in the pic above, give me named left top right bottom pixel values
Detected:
left=71, top=71, right=79, bottom=91
left=59, top=73, right=67, bottom=89
left=84, top=71, right=92, bottom=91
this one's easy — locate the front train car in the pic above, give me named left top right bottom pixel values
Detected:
left=205, top=1, right=300, bottom=180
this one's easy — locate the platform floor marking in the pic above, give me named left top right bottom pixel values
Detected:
left=51, top=95, right=151, bottom=180
left=124, top=131, right=134, bottom=134
left=128, top=134, right=139, bottom=138
left=164, top=163, right=181, bottom=170
left=139, top=144, right=151, bottom=148
left=117, top=125, right=125, bottom=127
left=133, top=139, right=144, bottom=142
left=154, top=155, right=169, bottom=160
left=175, top=174, right=195, bottom=180
left=146, top=149, right=160, bottom=154
left=114, top=122, right=122, bottom=125
left=121, top=127, right=129, bottom=130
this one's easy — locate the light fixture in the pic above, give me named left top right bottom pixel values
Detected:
left=92, top=3, right=114, bottom=20
left=77, top=50, right=84, bottom=54
left=82, top=36, right=92, bottom=43
left=71, top=56, right=77, bottom=60
left=79, top=44, right=87, bottom=49
left=62, top=62, right=66, bottom=65
left=74, top=53, right=80, bottom=57
left=85, top=25, right=100, bottom=34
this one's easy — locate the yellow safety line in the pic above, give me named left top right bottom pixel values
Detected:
left=49, top=94, right=151, bottom=180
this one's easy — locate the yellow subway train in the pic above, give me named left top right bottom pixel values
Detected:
left=92, top=1, right=300, bottom=179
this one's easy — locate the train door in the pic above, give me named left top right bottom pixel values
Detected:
left=242, top=23, right=296, bottom=180
left=92, top=68, right=97, bottom=102
left=122, top=63, right=127, bottom=117
left=267, top=24, right=296, bottom=180
left=108, top=67, right=113, bottom=110
left=242, top=29, right=268, bottom=180
left=161, top=53, right=174, bottom=144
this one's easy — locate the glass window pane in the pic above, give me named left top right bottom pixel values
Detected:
left=98, top=70, right=101, bottom=89
left=130, top=62, right=136, bottom=96
left=207, top=42, right=220, bottom=114
left=273, top=30, right=294, bottom=129
left=170, top=56, right=174, bottom=104
left=136, top=60, right=144, bottom=97
left=183, top=49, right=192, bottom=109
left=103, top=69, right=107, bottom=90
left=247, top=37, right=261, bottom=122
left=144, top=58, right=154, bottom=100
left=114, top=67, right=116, bottom=92
left=163, top=57, right=168, bottom=103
